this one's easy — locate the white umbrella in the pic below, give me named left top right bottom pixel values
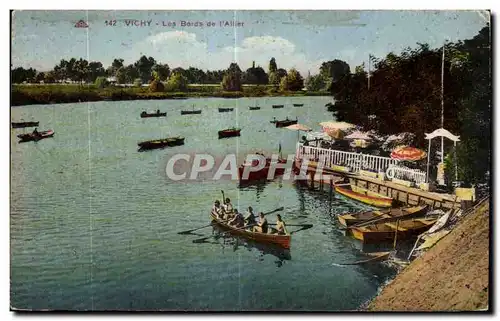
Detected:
left=345, top=131, right=372, bottom=140
left=286, top=123, right=312, bottom=141
left=319, top=121, right=356, bottom=130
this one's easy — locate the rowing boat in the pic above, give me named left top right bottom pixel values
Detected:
left=335, top=184, right=393, bottom=208
left=137, top=136, right=185, bottom=150
left=272, top=104, right=284, bottom=108
left=218, top=107, right=234, bottom=112
left=17, top=129, right=54, bottom=142
left=348, top=217, right=437, bottom=244
left=275, top=118, right=298, bottom=128
left=12, top=121, right=39, bottom=128
left=218, top=128, right=241, bottom=139
left=293, top=103, right=304, bottom=107
left=337, top=205, right=428, bottom=227
left=210, top=213, right=291, bottom=249
left=140, top=111, right=167, bottom=118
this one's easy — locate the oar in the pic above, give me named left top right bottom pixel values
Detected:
left=268, top=223, right=312, bottom=227
left=177, top=217, right=231, bottom=235
left=192, top=206, right=284, bottom=243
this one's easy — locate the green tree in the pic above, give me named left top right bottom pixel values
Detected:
left=269, top=57, right=277, bottom=73
left=149, top=79, right=165, bottom=92
left=320, top=60, right=351, bottom=83
left=221, top=63, right=242, bottom=91
left=44, top=71, right=56, bottom=83
left=88, top=61, right=105, bottom=82
left=152, top=64, right=170, bottom=81
left=95, top=76, right=110, bottom=88
left=243, top=63, right=268, bottom=84
left=134, top=56, right=156, bottom=83
left=305, top=74, right=326, bottom=91
left=115, top=67, right=127, bottom=84
left=279, top=68, right=304, bottom=91
left=165, top=72, right=188, bottom=91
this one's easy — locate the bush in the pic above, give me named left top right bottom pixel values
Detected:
left=165, top=73, right=188, bottom=92
left=133, top=78, right=142, bottom=87
left=95, top=76, right=110, bottom=89
left=149, top=80, right=165, bottom=92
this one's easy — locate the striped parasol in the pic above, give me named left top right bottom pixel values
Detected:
left=390, top=146, right=427, bottom=161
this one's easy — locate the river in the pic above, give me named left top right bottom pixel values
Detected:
left=10, top=97, right=395, bottom=311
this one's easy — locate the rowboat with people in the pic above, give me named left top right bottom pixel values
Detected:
left=17, top=129, right=54, bottom=142
left=337, top=205, right=428, bottom=227
left=210, top=212, right=291, bottom=249
left=140, top=110, right=166, bottom=118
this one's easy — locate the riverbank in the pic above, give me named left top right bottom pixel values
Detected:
left=11, top=84, right=329, bottom=106
left=368, top=199, right=490, bottom=311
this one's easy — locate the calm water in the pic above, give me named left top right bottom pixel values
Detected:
left=10, top=97, right=395, bottom=311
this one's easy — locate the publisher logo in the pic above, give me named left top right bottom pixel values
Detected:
left=74, top=20, right=89, bottom=28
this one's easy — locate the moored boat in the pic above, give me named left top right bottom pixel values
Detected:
left=218, top=128, right=241, bottom=139
left=249, top=106, right=261, bottom=110
left=218, top=107, right=234, bottom=112
left=348, top=217, right=437, bottom=244
left=238, top=157, right=287, bottom=183
left=137, top=136, right=185, bottom=150
left=272, top=104, right=284, bottom=108
left=275, top=118, right=298, bottom=128
left=181, top=105, right=202, bottom=115
left=140, top=111, right=167, bottom=118
left=17, top=129, right=54, bottom=142
left=210, top=213, right=291, bottom=249
left=335, top=184, right=393, bottom=208
left=337, top=205, right=428, bottom=227
left=12, top=121, right=39, bottom=128
left=293, top=103, right=304, bottom=107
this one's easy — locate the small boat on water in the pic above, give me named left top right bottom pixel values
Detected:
left=293, top=103, right=304, bottom=107
left=337, top=205, right=428, bottom=227
left=218, top=107, right=234, bottom=112
left=17, top=130, right=54, bottom=142
left=249, top=106, right=261, bottom=110
left=12, top=121, right=39, bottom=128
left=272, top=104, right=284, bottom=109
left=335, top=184, right=394, bottom=208
left=218, top=128, right=241, bottom=139
left=238, top=156, right=287, bottom=183
left=210, top=213, right=291, bottom=249
left=181, top=105, right=202, bottom=115
left=348, top=217, right=437, bottom=244
left=137, top=136, right=185, bottom=151
left=275, top=118, right=298, bottom=128
left=140, top=110, right=167, bottom=118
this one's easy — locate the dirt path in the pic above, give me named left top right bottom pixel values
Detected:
left=368, top=200, right=490, bottom=311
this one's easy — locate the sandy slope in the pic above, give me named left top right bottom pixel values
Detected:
left=368, top=199, right=490, bottom=311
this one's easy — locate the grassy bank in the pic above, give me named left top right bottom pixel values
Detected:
left=368, top=199, right=490, bottom=311
left=11, top=84, right=329, bottom=106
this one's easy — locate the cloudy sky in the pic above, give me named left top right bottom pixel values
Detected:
left=11, top=10, right=489, bottom=74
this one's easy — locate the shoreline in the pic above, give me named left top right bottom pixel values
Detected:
left=11, top=85, right=330, bottom=107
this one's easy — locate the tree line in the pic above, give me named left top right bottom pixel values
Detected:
left=11, top=56, right=351, bottom=93
left=330, top=25, right=491, bottom=185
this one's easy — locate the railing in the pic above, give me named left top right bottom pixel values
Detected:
left=296, top=142, right=399, bottom=174
left=386, top=165, right=427, bottom=186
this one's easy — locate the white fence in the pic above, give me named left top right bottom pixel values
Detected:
left=296, top=142, right=427, bottom=185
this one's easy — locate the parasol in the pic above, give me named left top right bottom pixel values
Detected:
left=285, top=124, right=312, bottom=132
left=319, top=121, right=356, bottom=130
left=390, top=146, right=427, bottom=161
left=345, top=131, right=372, bottom=140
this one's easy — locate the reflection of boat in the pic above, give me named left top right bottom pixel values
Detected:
left=272, top=104, right=284, bottom=108
left=210, top=213, right=291, bottom=249
left=335, top=184, right=393, bottom=208
left=140, top=111, right=166, bottom=118
left=348, top=217, right=437, bottom=244
left=275, top=118, right=298, bottom=128
left=218, top=128, right=241, bottom=139
left=12, top=121, right=39, bottom=128
left=338, top=205, right=428, bottom=227
left=238, top=157, right=287, bottom=183
left=17, top=129, right=54, bottom=142
left=137, top=136, right=185, bottom=151
left=218, top=107, right=234, bottom=112
left=293, top=103, right=304, bottom=107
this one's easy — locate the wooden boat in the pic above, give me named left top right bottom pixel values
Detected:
left=293, top=103, right=304, bottom=107
left=17, top=129, right=54, bottom=142
left=140, top=111, right=166, bottom=118
left=137, top=136, right=185, bottom=150
left=275, top=118, right=298, bottom=128
left=12, top=121, right=39, bottom=128
left=218, top=107, right=234, bottom=112
left=210, top=213, right=291, bottom=249
left=337, top=205, right=428, bottom=227
left=238, top=157, right=287, bottom=182
left=272, top=104, right=284, bottom=109
left=335, top=184, right=393, bottom=208
left=218, top=128, right=241, bottom=139
left=181, top=105, right=202, bottom=115
left=348, top=217, right=437, bottom=244
left=249, top=106, right=261, bottom=110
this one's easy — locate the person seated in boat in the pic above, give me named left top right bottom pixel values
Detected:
left=212, top=200, right=223, bottom=219
left=253, top=212, right=268, bottom=234
left=32, top=127, right=39, bottom=136
left=223, top=198, right=234, bottom=214
left=229, top=209, right=244, bottom=228
left=157, top=109, right=160, bottom=114
left=270, top=214, right=288, bottom=235
left=244, top=206, right=256, bottom=226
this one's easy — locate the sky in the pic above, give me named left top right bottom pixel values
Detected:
left=11, top=10, right=489, bottom=75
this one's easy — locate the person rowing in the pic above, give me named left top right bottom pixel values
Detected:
left=229, top=209, right=244, bottom=228
left=223, top=198, right=234, bottom=216
left=270, top=214, right=288, bottom=235
left=253, top=212, right=268, bottom=234
left=212, top=200, right=223, bottom=219
left=244, top=206, right=256, bottom=226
